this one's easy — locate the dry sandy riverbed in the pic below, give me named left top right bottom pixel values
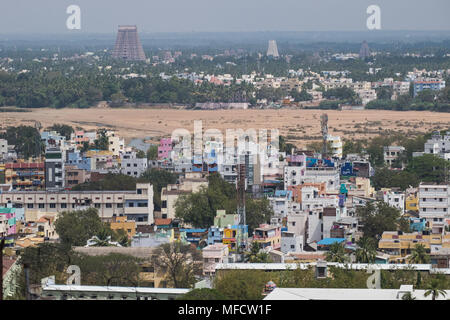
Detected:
left=2, top=107, right=450, bottom=147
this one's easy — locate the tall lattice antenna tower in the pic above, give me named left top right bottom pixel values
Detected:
left=321, top=113, right=328, bottom=158
left=112, top=25, right=146, bottom=61
left=267, top=40, right=279, bottom=58
left=237, top=163, right=247, bottom=253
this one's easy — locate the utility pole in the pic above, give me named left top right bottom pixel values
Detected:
left=320, top=113, right=328, bottom=159
left=237, top=163, right=247, bottom=255
left=0, top=238, right=4, bottom=300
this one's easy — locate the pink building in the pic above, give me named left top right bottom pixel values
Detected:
left=0, top=208, right=16, bottom=236
left=253, top=224, right=282, bottom=250
left=202, top=243, right=229, bottom=276
left=158, top=138, right=173, bottom=160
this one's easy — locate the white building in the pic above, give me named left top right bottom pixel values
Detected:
left=384, top=146, right=406, bottom=168
left=0, top=139, right=9, bottom=157
left=301, top=186, right=339, bottom=211
left=107, top=131, right=125, bottom=157
left=422, top=131, right=450, bottom=160
left=0, top=183, right=154, bottom=225
left=383, top=190, right=405, bottom=213
left=304, top=167, right=340, bottom=191
left=120, top=151, right=148, bottom=178
left=418, top=183, right=450, bottom=225
left=326, top=135, right=343, bottom=159
left=281, top=231, right=304, bottom=253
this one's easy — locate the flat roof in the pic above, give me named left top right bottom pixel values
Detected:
left=264, top=287, right=450, bottom=300
left=43, top=284, right=189, bottom=295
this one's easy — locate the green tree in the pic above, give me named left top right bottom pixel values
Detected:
left=214, top=270, right=268, bottom=300
left=19, top=243, right=73, bottom=285
left=46, top=124, right=74, bottom=140
left=178, top=288, right=227, bottom=300
left=356, top=202, right=403, bottom=241
left=147, top=145, right=159, bottom=160
left=401, top=292, right=416, bottom=300
left=424, top=279, right=447, bottom=300
left=54, top=208, right=104, bottom=246
left=93, top=128, right=109, bottom=150
left=72, top=253, right=142, bottom=286
left=153, top=242, right=202, bottom=288
left=136, top=150, right=146, bottom=159
left=71, top=173, right=137, bottom=191
left=245, top=242, right=273, bottom=263
left=0, top=125, right=43, bottom=158
left=175, top=173, right=236, bottom=228
left=406, top=154, right=449, bottom=184
left=138, top=168, right=179, bottom=211
left=409, top=244, right=430, bottom=264
left=355, top=237, right=376, bottom=263
left=325, top=242, right=349, bottom=263
left=246, top=198, right=274, bottom=236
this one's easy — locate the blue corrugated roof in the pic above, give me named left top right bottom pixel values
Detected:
left=317, top=238, right=346, bottom=246
left=179, top=229, right=207, bottom=233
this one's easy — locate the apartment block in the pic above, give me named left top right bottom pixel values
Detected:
left=202, top=243, right=229, bottom=276
left=5, top=161, right=45, bottom=191
left=383, top=146, right=405, bottom=168
left=418, top=183, right=450, bottom=224
left=120, top=151, right=148, bottom=178
left=0, top=183, right=154, bottom=225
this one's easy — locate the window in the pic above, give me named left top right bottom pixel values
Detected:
left=61, top=203, right=67, bottom=209
left=106, top=203, right=112, bottom=208
left=27, top=204, right=34, bottom=209
left=49, top=203, right=56, bottom=208
left=94, top=203, right=101, bottom=209
left=117, top=203, right=123, bottom=208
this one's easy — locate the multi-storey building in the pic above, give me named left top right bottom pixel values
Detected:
left=382, top=190, right=405, bottom=213
left=45, top=147, right=65, bottom=191
left=253, top=224, right=281, bottom=250
left=160, top=172, right=208, bottom=219
left=106, top=131, right=125, bottom=157
left=283, top=154, right=306, bottom=188
left=383, top=146, right=405, bottom=168
left=418, top=183, right=450, bottom=225
left=202, top=243, right=229, bottom=276
left=5, top=161, right=45, bottom=191
left=158, top=138, right=172, bottom=160
left=378, top=230, right=450, bottom=263
left=413, top=80, right=445, bottom=97
left=64, top=165, right=91, bottom=189
left=120, top=151, right=148, bottom=178
left=0, top=183, right=154, bottom=225
left=326, top=135, right=343, bottom=159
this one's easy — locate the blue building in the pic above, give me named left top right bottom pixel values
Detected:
left=340, top=162, right=354, bottom=176
left=413, top=80, right=445, bottom=97
left=207, top=227, right=223, bottom=245
left=66, top=150, right=92, bottom=171
left=410, top=217, right=427, bottom=232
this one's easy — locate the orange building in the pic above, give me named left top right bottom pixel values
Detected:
left=288, top=182, right=326, bottom=203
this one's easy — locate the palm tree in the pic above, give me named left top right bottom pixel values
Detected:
left=424, top=279, right=447, bottom=300
left=355, top=237, right=376, bottom=263
left=401, top=292, right=416, bottom=300
left=91, top=228, right=113, bottom=247
left=409, top=244, right=430, bottom=264
left=326, top=242, right=349, bottom=263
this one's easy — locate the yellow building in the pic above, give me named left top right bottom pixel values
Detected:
left=405, top=194, right=419, bottom=212
left=378, top=231, right=450, bottom=263
left=110, top=216, right=136, bottom=238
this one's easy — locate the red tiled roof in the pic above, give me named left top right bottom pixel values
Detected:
left=2, top=257, right=17, bottom=277
left=155, top=218, right=172, bottom=226
left=6, top=163, right=44, bottom=169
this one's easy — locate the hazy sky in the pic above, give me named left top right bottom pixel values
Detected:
left=1, top=0, right=449, bottom=34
